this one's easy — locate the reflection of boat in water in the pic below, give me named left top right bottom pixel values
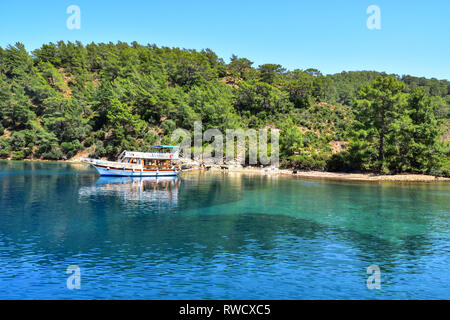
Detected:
left=78, top=176, right=180, bottom=203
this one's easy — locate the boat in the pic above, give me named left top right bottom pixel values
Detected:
left=81, top=145, right=181, bottom=177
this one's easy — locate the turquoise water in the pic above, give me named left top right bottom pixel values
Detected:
left=0, top=161, right=449, bottom=299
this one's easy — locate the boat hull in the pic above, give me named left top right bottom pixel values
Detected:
left=92, top=164, right=179, bottom=177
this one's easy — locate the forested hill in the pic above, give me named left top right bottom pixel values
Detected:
left=0, top=41, right=449, bottom=176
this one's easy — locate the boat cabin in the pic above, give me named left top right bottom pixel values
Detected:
left=117, top=145, right=180, bottom=170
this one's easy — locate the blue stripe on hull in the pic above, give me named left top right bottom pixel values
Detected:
left=92, top=165, right=179, bottom=177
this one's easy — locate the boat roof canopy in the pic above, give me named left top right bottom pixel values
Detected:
left=119, top=149, right=179, bottom=160
left=152, top=145, right=179, bottom=148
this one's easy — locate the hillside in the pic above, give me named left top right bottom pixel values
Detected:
left=0, top=41, right=449, bottom=176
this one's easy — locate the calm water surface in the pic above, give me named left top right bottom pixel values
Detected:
left=0, top=161, right=449, bottom=299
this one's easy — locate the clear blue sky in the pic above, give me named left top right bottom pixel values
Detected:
left=0, top=0, right=449, bottom=80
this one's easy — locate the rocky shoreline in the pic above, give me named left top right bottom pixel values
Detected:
left=2, top=158, right=449, bottom=182
left=184, top=164, right=450, bottom=182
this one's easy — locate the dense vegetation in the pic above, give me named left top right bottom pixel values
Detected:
left=0, top=41, right=449, bottom=176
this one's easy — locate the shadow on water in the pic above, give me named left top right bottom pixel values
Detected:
left=0, top=162, right=449, bottom=298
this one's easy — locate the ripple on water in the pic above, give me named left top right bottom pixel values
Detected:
left=0, top=165, right=449, bottom=299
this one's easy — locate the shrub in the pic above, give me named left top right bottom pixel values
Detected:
left=11, top=150, right=25, bottom=160
left=91, top=141, right=106, bottom=158
left=94, top=130, right=105, bottom=140
left=326, top=152, right=351, bottom=172
left=9, top=132, right=27, bottom=151
left=83, top=136, right=95, bottom=148
left=0, top=138, right=11, bottom=158
left=42, top=146, right=64, bottom=160
left=161, top=119, right=176, bottom=135
left=105, top=144, right=119, bottom=159
left=61, top=140, right=83, bottom=158
left=286, top=153, right=328, bottom=170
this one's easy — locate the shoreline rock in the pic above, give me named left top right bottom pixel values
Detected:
left=185, top=166, right=450, bottom=182
left=1, top=159, right=448, bottom=183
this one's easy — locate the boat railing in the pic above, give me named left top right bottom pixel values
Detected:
left=121, top=151, right=179, bottom=160
left=118, top=150, right=127, bottom=163
left=80, top=158, right=139, bottom=169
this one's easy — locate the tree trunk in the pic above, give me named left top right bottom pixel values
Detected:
left=378, top=104, right=385, bottom=172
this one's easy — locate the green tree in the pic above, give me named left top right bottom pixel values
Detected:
left=354, top=76, right=406, bottom=172
left=279, top=120, right=303, bottom=158
left=1, top=84, right=34, bottom=129
left=1, top=43, right=33, bottom=79
left=234, top=81, right=293, bottom=120
left=282, top=70, right=315, bottom=108
left=258, top=64, right=285, bottom=84
left=387, top=88, right=444, bottom=173
left=228, top=55, right=253, bottom=79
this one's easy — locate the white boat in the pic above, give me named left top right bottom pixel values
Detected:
left=81, top=145, right=181, bottom=177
